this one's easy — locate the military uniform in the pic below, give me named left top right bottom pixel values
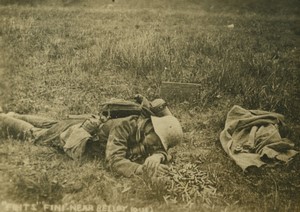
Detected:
left=97, top=116, right=169, bottom=177
left=0, top=113, right=170, bottom=177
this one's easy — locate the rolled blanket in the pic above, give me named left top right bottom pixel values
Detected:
left=220, top=105, right=298, bottom=171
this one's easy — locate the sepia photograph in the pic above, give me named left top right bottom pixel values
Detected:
left=0, top=0, right=299, bottom=211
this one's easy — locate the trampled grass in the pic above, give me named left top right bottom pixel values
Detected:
left=0, top=0, right=299, bottom=211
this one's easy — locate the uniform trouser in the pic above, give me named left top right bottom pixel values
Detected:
left=0, top=112, right=100, bottom=161
left=0, top=112, right=57, bottom=140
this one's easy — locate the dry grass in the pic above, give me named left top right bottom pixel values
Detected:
left=0, top=0, right=299, bottom=211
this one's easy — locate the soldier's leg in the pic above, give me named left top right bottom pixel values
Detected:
left=0, top=114, right=34, bottom=140
left=6, top=112, right=57, bottom=128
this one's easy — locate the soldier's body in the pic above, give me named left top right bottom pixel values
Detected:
left=0, top=107, right=183, bottom=177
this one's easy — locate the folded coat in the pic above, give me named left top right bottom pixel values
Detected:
left=220, top=105, right=298, bottom=171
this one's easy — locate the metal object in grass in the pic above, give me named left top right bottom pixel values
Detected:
left=160, top=81, right=202, bottom=102
left=145, top=162, right=217, bottom=205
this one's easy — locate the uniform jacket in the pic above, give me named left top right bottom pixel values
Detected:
left=97, top=115, right=169, bottom=177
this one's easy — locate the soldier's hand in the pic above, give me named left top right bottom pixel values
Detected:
left=144, top=154, right=163, bottom=171
left=156, top=164, right=169, bottom=176
left=134, top=165, right=144, bottom=175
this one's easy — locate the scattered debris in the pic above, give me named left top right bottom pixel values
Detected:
left=144, top=162, right=217, bottom=205
left=227, top=24, right=234, bottom=28
left=166, top=163, right=217, bottom=204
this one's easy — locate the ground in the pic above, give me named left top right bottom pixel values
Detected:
left=0, top=0, right=300, bottom=212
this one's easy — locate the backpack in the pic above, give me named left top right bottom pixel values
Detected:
left=99, top=99, right=154, bottom=119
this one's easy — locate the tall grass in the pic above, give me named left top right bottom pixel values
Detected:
left=0, top=1, right=299, bottom=211
left=0, top=1, right=299, bottom=122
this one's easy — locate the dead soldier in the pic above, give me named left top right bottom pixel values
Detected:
left=0, top=98, right=183, bottom=177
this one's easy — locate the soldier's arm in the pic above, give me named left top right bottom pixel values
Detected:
left=105, top=118, right=140, bottom=177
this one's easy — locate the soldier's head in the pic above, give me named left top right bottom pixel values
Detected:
left=141, top=115, right=183, bottom=155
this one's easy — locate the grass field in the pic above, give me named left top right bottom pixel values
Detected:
left=0, top=0, right=300, bottom=211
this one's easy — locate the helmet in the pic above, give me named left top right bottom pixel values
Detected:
left=151, top=115, right=183, bottom=151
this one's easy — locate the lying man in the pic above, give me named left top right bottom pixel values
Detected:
left=0, top=105, right=183, bottom=177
